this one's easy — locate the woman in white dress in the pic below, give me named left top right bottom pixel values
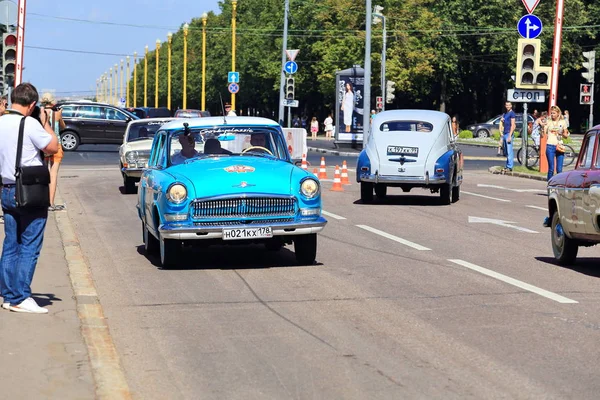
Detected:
left=341, top=82, right=355, bottom=132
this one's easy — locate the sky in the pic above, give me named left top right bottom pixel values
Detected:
left=20, top=0, right=220, bottom=99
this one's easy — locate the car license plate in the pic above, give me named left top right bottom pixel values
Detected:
left=222, top=227, right=273, bottom=240
left=387, top=146, right=418, bottom=156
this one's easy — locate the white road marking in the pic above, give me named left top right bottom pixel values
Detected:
left=61, top=167, right=116, bottom=171
left=526, top=205, right=547, bottom=211
left=322, top=210, right=346, bottom=220
left=468, top=216, right=539, bottom=233
left=462, top=191, right=511, bottom=202
left=477, top=184, right=545, bottom=193
left=356, top=225, right=431, bottom=251
left=448, top=259, right=578, bottom=304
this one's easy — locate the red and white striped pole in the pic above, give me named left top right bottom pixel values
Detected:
left=15, top=0, right=26, bottom=87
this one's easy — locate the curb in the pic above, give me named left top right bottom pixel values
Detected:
left=487, top=166, right=547, bottom=182
left=308, top=146, right=359, bottom=157
left=53, top=189, right=132, bottom=400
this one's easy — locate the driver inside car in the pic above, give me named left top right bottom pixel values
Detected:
left=172, top=134, right=199, bottom=164
left=250, top=133, right=267, bottom=148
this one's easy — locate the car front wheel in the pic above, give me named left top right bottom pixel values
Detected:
left=160, top=235, right=180, bottom=269
left=551, top=212, right=578, bottom=265
left=61, top=131, right=80, bottom=151
left=361, top=182, right=374, bottom=203
left=294, top=234, right=317, bottom=265
left=143, top=222, right=158, bottom=255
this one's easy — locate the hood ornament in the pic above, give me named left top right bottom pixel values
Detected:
left=233, top=181, right=256, bottom=188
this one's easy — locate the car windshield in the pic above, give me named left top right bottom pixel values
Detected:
left=176, top=111, right=202, bottom=118
left=380, top=120, right=433, bottom=133
left=168, top=127, right=282, bottom=165
left=127, top=120, right=173, bottom=142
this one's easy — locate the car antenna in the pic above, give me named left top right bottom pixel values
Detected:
left=219, top=92, right=227, bottom=124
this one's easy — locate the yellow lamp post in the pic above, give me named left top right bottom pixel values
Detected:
left=114, top=64, right=118, bottom=105
left=126, top=56, right=130, bottom=107
left=120, top=59, right=124, bottom=105
left=144, top=45, right=149, bottom=107
left=133, top=51, right=138, bottom=107
left=96, top=79, right=99, bottom=101
left=167, top=32, right=172, bottom=111
left=104, top=73, right=108, bottom=103
left=202, top=12, right=208, bottom=111
left=155, top=39, right=161, bottom=108
left=183, top=23, right=189, bottom=109
left=109, top=68, right=113, bottom=105
left=231, top=0, right=238, bottom=110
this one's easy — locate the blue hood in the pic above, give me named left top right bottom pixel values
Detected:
left=166, top=156, right=304, bottom=197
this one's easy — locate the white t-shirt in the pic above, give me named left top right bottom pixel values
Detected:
left=0, top=114, right=52, bottom=184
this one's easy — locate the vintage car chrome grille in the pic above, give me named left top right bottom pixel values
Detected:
left=192, top=197, right=296, bottom=219
left=194, top=218, right=295, bottom=227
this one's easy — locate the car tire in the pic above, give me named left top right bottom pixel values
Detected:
left=451, top=184, right=460, bottom=203
left=61, top=131, right=80, bottom=151
left=375, top=184, right=387, bottom=200
left=159, top=234, right=180, bottom=269
left=361, top=182, right=374, bottom=203
left=124, top=175, right=137, bottom=194
left=294, top=233, right=317, bottom=265
left=551, top=212, right=578, bottom=265
left=476, top=129, right=489, bottom=139
left=440, top=182, right=452, bottom=205
left=143, top=222, right=159, bottom=255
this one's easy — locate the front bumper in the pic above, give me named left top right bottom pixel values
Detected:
left=159, top=217, right=327, bottom=240
left=360, top=173, right=446, bottom=186
left=122, top=167, right=143, bottom=178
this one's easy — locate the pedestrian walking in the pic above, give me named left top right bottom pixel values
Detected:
left=543, top=105, right=569, bottom=181
left=497, top=112, right=505, bottom=156
left=531, top=111, right=547, bottom=147
left=502, top=101, right=516, bottom=171
left=323, top=113, right=333, bottom=140
left=41, top=93, right=66, bottom=211
left=310, top=116, right=319, bottom=140
left=0, top=83, right=59, bottom=314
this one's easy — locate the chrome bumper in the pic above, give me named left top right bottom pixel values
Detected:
left=159, top=217, right=327, bottom=240
left=121, top=167, right=143, bottom=178
left=360, top=173, right=446, bottom=185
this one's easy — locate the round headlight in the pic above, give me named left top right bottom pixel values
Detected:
left=126, top=151, right=138, bottom=162
left=167, top=183, right=187, bottom=203
left=300, top=178, right=320, bottom=198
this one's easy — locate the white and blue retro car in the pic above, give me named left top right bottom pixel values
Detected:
left=137, top=117, right=327, bottom=268
left=357, top=110, right=463, bottom=204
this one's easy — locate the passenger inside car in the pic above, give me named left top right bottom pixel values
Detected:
left=171, top=134, right=199, bottom=164
left=204, top=138, right=232, bottom=155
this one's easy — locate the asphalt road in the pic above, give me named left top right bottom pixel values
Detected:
left=56, top=150, right=600, bottom=399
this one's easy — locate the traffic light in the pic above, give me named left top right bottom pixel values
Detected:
left=582, top=50, right=596, bottom=83
left=285, top=76, right=295, bottom=100
left=515, top=38, right=551, bottom=90
left=376, top=96, right=383, bottom=110
left=3, top=33, right=16, bottom=89
left=385, top=80, right=395, bottom=103
left=580, top=83, right=593, bottom=105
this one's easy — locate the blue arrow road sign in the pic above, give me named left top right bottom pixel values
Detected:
left=517, top=14, right=542, bottom=39
left=228, top=71, right=239, bottom=83
left=228, top=82, right=239, bottom=94
left=284, top=61, right=298, bottom=74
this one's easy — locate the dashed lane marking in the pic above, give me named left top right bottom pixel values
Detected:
left=477, top=184, right=545, bottom=193
left=526, top=205, right=547, bottom=211
left=322, top=210, right=346, bottom=220
left=462, top=191, right=511, bottom=202
left=448, top=259, right=578, bottom=304
left=356, top=225, right=431, bottom=251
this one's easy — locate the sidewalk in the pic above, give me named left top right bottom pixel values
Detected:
left=0, top=211, right=95, bottom=399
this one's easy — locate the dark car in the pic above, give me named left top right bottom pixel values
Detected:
left=126, top=107, right=172, bottom=119
left=59, top=101, right=139, bottom=151
left=173, top=109, right=211, bottom=118
left=466, top=113, right=535, bottom=138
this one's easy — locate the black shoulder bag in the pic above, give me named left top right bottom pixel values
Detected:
left=14, top=116, right=51, bottom=208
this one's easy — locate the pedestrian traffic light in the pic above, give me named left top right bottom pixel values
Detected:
left=582, top=50, right=596, bottom=83
left=580, top=83, right=593, bottom=105
left=515, top=38, right=551, bottom=90
left=385, top=80, right=395, bottom=103
left=376, top=96, right=383, bottom=110
left=285, top=76, right=295, bottom=100
left=3, top=33, right=16, bottom=89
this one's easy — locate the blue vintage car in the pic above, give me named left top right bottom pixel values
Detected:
left=137, top=117, right=327, bottom=268
left=357, top=110, right=463, bottom=204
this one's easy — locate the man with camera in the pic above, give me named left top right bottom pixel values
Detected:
left=0, top=83, right=59, bottom=314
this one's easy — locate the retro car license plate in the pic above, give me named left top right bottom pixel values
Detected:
left=387, top=146, right=418, bottom=156
left=222, top=227, right=273, bottom=240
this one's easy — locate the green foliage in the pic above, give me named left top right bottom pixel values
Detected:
left=563, top=136, right=573, bottom=144
left=458, top=130, right=473, bottom=139
left=492, top=131, right=501, bottom=141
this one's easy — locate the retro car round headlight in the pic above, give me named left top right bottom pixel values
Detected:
left=300, top=178, right=320, bottom=198
left=126, top=151, right=138, bottom=162
left=167, top=183, right=187, bottom=203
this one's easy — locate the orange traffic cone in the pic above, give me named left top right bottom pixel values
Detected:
left=341, top=160, right=350, bottom=184
left=330, top=165, right=344, bottom=192
left=301, top=154, right=308, bottom=170
left=318, top=157, right=328, bottom=179
left=312, top=167, right=319, bottom=177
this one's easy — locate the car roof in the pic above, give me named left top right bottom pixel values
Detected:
left=128, top=117, right=179, bottom=125
left=373, top=109, right=450, bottom=127
left=159, top=116, right=281, bottom=131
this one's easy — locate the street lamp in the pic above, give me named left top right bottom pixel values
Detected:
left=202, top=12, right=208, bottom=111
left=109, top=67, right=113, bottom=105
left=120, top=59, right=124, bottom=105
left=231, top=0, right=238, bottom=111
left=126, top=56, right=130, bottom=107
left=96, top=78, right=99, bottom=101
left=167, top=32, right=173, bottom=111
left=104, top=73, right=108, bottom=103
left=155, top=39, right=161, bottom=108
left=133, top=51, right=138, bottom=107
left=373, top=5, right=386, bottom=111
left=183, top=23, right=189, bottom=109
left=114, top=64, right=118, bottom=105
left=144, top=45, right=149, bottom=107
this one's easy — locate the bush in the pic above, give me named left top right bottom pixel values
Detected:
left=492, top=131, right=501, bottom=141
left=458, top=130, right=473, bottom=139
left=563, top=136, right=573, bottom=144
